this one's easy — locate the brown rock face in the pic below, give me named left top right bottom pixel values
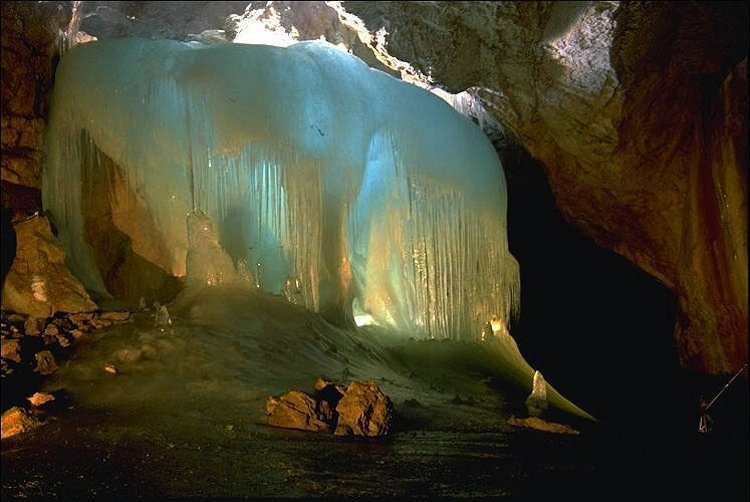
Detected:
left=1, top=214, right=96, bottom=317
left=345, top=1, right=748, bottom=374
left=334, top=380, right=393, bottom=437
left=1, top=406, right=41, bottom=439
left=1, top=1, right=70, bottom=189
left=34, top=349, right=58, bottom=375
left=265, top=390, right=331, bottom=432
left=265, top=380, right=392, bottom=437
left=227, top=1, right=401, bottom=78
left=1, top=338, right=21, bottom=363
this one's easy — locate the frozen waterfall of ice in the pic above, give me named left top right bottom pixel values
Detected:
left=43, top=37, right=520, bottom=341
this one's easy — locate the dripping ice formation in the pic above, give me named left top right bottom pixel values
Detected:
left=43, top=37, right=520, bottom=340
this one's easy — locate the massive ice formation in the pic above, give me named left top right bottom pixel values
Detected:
left=43, top=38, right=519, bottom=340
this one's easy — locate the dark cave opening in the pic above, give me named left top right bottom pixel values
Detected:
left=500, top=144, right=684, bottom=427
left=1, top=206, right=15, bottom=287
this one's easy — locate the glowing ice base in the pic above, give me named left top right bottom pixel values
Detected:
left=44, top=38, right=519, bottom=340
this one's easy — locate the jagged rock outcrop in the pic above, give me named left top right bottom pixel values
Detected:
left=1, top=1, right=71, bottom=189
left=1, top=2, right=86, bottom=317
left=333, top=379, right=393, bottom=437
left=1, top=214, right=96, bottom=317
left=265, top=390, right=332, bottom=432
left=344, top=1, right=748, bottom=374
left=227, top=1, right=402, bottom=78
left=75, top=1, right=248, bottom=42
left=1, top=405, right=41, bottom=439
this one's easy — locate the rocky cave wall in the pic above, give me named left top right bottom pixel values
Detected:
left=1, top=1, right=747, bottom=376
left=1, top=1, right=98, bottom=315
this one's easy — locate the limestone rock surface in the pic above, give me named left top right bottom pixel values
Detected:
left=1, top=1, right=70, bottom=189
left=265, top=390, right=331, bottom=432
left=1, top=214, right=97, bottom=317
left=334, top=380, right=393, bottom=437
left=1, top=338, right=21, bottom=363
left=265, top=379, right=392, bottom=437
left=1, top=406, right=41, bottom=439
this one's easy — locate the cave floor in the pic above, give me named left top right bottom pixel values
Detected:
left=2, top=404, right=747, bottom=500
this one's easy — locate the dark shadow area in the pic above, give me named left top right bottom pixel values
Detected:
left=1, top=181, right=42, bottom=288
left=1, top=206, right=15, bottom=287
left=501, top=145, right=748, bottom=501
left=501, top=144, right=682, bottom=426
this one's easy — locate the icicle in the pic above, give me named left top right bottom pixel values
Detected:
left=185, top=211, right=235, bottom=288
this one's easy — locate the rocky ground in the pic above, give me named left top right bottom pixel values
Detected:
left=2, top=305, right=402, bottom=441
left=1, top=307, right=133, bottom=438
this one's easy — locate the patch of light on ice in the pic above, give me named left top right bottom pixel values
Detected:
left=354, top=314, right=376, bottom=327
left=490, top=316, right=509, bottom=336
left=352, top=297, right=378, bottom=327
left=231, top=6, right=301, bottom=47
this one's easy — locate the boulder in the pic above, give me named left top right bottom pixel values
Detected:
left=27, top=391, right=55, bottom=407
left=1, top=406, right=41, bottom=439
left=68, top=312, right=95, bottom=329
left=1, top=338, right=21, bottom=363
left=313, top=377, right=345, bottom=425
left=23, top=316, right=44, bottom=336
left=265, top=390, right=331, bottom=432
left=334, top=380, right=393, bottom=437
left=1, top=214, right=97, bottom=317
left=33, top=350, right=57, bottom=375
left=265, top=379, right=393, bottom=437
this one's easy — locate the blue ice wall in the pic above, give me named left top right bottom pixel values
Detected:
left=43, top=38, right=519, bottom=340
